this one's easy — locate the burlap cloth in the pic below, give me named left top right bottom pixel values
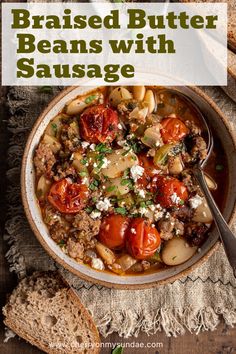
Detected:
left=3, top=85, right=236, bottom=338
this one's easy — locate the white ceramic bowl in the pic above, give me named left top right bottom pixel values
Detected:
left=21, top=86, right=236, bottom=289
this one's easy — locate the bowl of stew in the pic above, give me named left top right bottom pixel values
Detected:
left=21, top=85, right=236, bottom=288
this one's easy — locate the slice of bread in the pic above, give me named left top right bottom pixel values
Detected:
left=2, top=271, right=100, bottom=354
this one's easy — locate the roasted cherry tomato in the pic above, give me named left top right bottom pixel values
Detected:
left=98, top=214, right=130, bottom=249
left=126, top=218, right=161, bottom=260
left=79, top=104, right=119, bottom=144
left=160, top=117, right=189, bottom=144
left=138, top=153, right=157, bottom=177
left=48, top=178, right=89, bottom=213
left=137, top=153, right=157, bottom=188
left=151, top=175, right=188, bottom=208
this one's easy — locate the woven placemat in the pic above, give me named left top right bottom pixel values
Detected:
left=3, top=85, right=236, bottom=338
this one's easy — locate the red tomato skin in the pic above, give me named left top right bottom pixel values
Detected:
left=79, top=104, right=118, bottom=144
left=151, top=175, right=188, bottom=208
left=98, top=214, right=130, bottom=249
left=48, top=179, right=89, bottom=214
left=160, top=117, right=189, bottom=144
left=126, top=218, right=161, bottom=260
left=137, top=153, right=157, bottom=188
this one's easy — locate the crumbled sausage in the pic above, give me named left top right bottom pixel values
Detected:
left=185, top=120, right=201, bottom=136
left=141, top=260, right=151, bottom=271
left=34, top=142, right=56, bottom=178
left=181, top=171, right=200, bottom=193
left=171, top=206, right=193, bottom=221
left=73, top=211, right=101, bottom=241
left=185, top=222, right=208, bottom=246
left=190, top=136, right=207, bottom=161
left=60, top=123, right=80, bottom=152
left=49, top=222, right=70, bottom=243
left=53, top=161, right=77, bottom=181
left=67, top=238, right=84, bottom=259
left=44, top=204, right=63, bottom=226
left=158, top=216, right=184, bottom=240
left=117, top=99, right=139, bottom=114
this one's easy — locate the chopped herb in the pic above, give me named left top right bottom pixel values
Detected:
left=112, top=346, right=124, bottom=354
left=146, top=200, right=154, bottom=205
left=58, top=240, right=66, bottom=247
left=179, top=199, right=185, bottom=206
left=51, top=123, right=58, bottom=136
left=85, top=206, right=93, bottom=213
left=79, top=171, right=88, bottom=177
left=122, top=148, right=131, bottom=156
left=216, top=164, right=224, bottom=171
left=89, top=179, right=100, bottom=191
left=115, top=207, right=127, bottom=215
left=81, top=158, right=88, bottom=165
left=97, top=153, right=105, bottom=161
left=38, top=86, right=53, bottom=93
left=110, top=196, right=117, bottom=203
left=106, top=185, right=116, bottom=192
left=123, top=169, right=130, bottom=178
left=130, top=141, right=142, bottom=154
left=92, top=196, right=97, bottom=202
left=95, top=143, right=112, bottom=154
left=140, top=201, right=146, bottom=208
left=85, top=95, right=96, bottom=104
left=120, top=179, right=132, bottom=186
left=97, top=160, right=105, bottom=169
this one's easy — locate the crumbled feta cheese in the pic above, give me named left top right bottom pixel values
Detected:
left=139, top=207, right=148, bottom=216
left=82, top=177, right=89, bottom=185
left=91, top=258, right=105, bottom=270
left=170, top=192, right=181, bottom=204
left=154, top=210, right=164, bottom=221
left=131, top=228, right=136, bottom=234
left=149, top=204, right=155, bottom=211
left=81, top=141, right=90, bottom=149
left=138, top=189, right=146, bottom=198
left=118, top=123, right=123, bottom=130
left=101, top=157, right=110, bottom=168
left=130, top=165, right=144, bottom=182
left=90, top=143, right=96, bottom=151
left=90, top=210, right=101, bottom=219
left=96, top=198, right=111, bottom=211
left=189, top=194, right=203, bottom=209
left=93, top=162, right=98, bottom=168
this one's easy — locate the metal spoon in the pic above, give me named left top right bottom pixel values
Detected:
left=157, top=88, right=236, bottom=277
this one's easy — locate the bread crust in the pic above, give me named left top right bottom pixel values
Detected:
left=3, top=271, right=100, bottom=354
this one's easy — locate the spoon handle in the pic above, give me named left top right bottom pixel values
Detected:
left=193, top=167, right=236, bottom=278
